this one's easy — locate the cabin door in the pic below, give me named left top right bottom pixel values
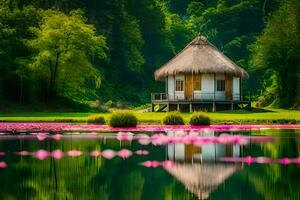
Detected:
left=225, top=75, right=233, bottom=100
left=185, top=74, right=193, bottom=100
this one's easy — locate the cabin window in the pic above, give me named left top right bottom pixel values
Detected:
left=175, top=79, right=184, bottom=91
left=216, top=80, right=225, bottom=91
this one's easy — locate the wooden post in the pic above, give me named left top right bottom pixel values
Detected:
left=177, top=104, right=180, bottom=112
left=151, top=103, right=154, bottom=112
left=212, top=101, right=216, bottom=112
left=173, top=75, right=175, bottom=100
left=240, top=78, right=242, bottom=101
left=166, top=77, right=168, bottom=99
left=192, top=72, right=194, bottom=100
left=214, top=73, right=216, bottom=100
left=231, top=101, right=234, bottom=110
left=189, top=103, right=192, bottom=112
left=167, top=103, right=170, bottom=112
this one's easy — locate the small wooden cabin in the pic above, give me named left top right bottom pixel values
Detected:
left=151, top=36, right=250, bottom=112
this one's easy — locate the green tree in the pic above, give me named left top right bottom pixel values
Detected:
left=251, top=0, right=300, bottom=107
left=28, top=9, right=107, bottom=99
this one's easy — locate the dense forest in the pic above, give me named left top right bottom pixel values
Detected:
left=0, top=0, right=299, bottom=111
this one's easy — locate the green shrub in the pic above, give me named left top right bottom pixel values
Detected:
left=87, top=115, right=105, bottom=124
left=189, top=112, right=211, bottom=125
left=162, top=112, right=185, bottom=125
left=108, top=110, right=138, bottom=127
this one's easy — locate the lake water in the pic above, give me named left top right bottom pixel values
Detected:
left=0, top=128, right=299, bottom=200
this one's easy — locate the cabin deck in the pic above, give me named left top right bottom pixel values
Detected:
left=151, top=93, right=251, bottom=112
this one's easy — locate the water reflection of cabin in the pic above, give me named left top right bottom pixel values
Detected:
left=151, top=36, right=251, bottom=112
left=166, top=130, right=241, bottom=162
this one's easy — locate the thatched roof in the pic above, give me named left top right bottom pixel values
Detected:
left=154, top=36, right=249, bottom=80
left=165, top=163, right=240, bottom=199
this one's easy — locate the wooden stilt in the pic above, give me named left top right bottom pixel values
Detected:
left=177, top=104, right=180, bottom=112
left=231, top=101, right=234, bottom=110
left=151, top=103, right=154, bottom=112
left=189, top=103, right=192, bottom=112
left=167, top=103, right=170, bottom=112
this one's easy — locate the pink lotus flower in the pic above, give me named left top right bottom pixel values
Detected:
left=67, top=150, right=82, bottom=157
left=51, top=150, right=64, bottom=159
left=135, top=150, right=149, bottom=155
left=117, top=149, right=132, bottom=159
left=117, top=132, right=133, bottom=141
left=0, top=162, right=7, bottom=168
left=101, top=150, right=116, bottom=159
left=0, top=152, right=5, bottom=156
left=90, top=150, right=101, bottom=157
left=34, top=150, right=50, bottom=160
left=52, top=134, right=62, bottom=141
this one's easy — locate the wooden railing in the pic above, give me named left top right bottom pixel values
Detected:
left=151, top=92, right=246, bottom=101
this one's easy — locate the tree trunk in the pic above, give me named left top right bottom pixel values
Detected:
left=48, top=53, right=60, bottom=98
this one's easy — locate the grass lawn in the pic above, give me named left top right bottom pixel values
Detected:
left=0, top=108, right=299, bottom=124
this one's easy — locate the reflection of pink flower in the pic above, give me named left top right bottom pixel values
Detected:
left=137, top=134, right=151, bottom=145
left=67, top=150, right=82, bottom=157
left=0, top=152, right=5, bottom=156
left=219, top=157, right=242, bottom=162
left=117, top=149, right=132, bottom=159
left=117, top=132, right=133, bottom=141
left=135, top=150, right=149, bottom=155
left=90, top=150, right=101, bottom=157
left=141, top=161, right=152, bottom=168
left=255, top=157, right=273, bottom=164
left=243, top=156, right=255, bottom=165
left=51, top=150, right=64, bottom=159
left=16, top=151, right=31, bottom=156
left=278, top=158, right=290, bottom=165
left=36, top=132, right=48, bottom=141
left=101, top=150, right=116, bottom=159
left=34, top=150, right=50, bottom=160
left=0, top=162, right=7, bottom=168
left=291, top=157, right=300, bottom=165
left=52, top=134, right=62, bottom=141
left=161, top=160, right=176, bottom=167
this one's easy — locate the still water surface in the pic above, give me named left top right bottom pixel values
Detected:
left=0, top=128, right=299, bottom=200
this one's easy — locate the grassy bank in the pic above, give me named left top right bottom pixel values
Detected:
left=0, top=108, right=299, bottom=124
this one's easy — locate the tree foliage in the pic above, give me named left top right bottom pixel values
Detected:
left=0, top=0, right=298, bottom=110
left=251, top=0, right=300, bottom=107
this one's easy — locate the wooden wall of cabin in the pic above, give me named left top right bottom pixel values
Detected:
left=225, top=75, right=233, bottom=100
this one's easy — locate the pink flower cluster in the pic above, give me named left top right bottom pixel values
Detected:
left=141, top=160, right=176, bottom=168
left=116, top=132, right=275, bottom=146
left=220, top=156, right=300, bottom=165
left=13, top=149, right=149, bottom=160
left=0, top=123, right=299, bottom=133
